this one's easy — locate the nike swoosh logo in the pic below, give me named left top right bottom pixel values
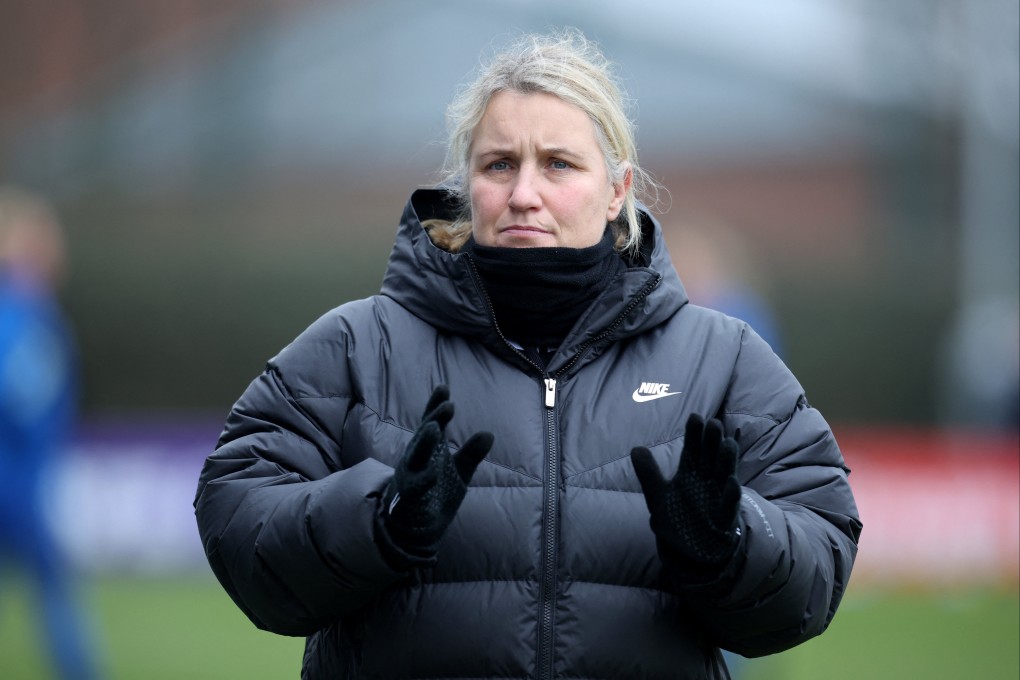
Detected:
left=631, top=390, right=683, bottom=403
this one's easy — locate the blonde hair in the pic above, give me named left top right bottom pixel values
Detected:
left=429, top=29, right=656, bottom=256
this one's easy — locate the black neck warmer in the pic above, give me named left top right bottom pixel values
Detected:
left=465, top=227, right=626, bottom=348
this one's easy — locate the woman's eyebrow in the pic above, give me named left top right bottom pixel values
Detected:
left=539, top=146, right=584, bottom=159
left=473, top=148, right=515, bottom=159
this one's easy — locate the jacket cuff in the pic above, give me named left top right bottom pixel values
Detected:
left=374, top=504, right=439, bottom=571
left=659, top=518, right=743, bottom=589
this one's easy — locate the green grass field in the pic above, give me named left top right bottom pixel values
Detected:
left=1, top=573, right=1017, bottom=679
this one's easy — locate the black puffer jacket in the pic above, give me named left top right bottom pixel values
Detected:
left=194, top=189, right=861, bottom=680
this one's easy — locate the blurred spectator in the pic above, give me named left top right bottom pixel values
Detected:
left=663, top=212, right=784, bottom=356
left=940, top=296, right=1020, bottom=431
left=0, top=187, right=100, bottom=679
left=663, top=213, right=786, bottom=679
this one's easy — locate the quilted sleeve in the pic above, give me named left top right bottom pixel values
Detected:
left=193, top=305, right=404, bottom=636
left=674, top=324, right=862, bottom=657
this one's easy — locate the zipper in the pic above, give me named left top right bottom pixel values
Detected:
left=543, top=378, right=556, bottom=407
left=466, top=258, right=661, bottom=678
left=537, top=383, right=558, bottom=679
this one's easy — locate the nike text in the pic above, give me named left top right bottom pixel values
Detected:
left=632, top=382, right=683, bottom=403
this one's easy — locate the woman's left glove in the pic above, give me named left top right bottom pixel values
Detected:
left=378, top=385, right=494, bottom=568
left=630, top=413, right=741, bottom=578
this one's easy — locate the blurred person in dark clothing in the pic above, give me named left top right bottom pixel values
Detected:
left=195, top=29, right=861, bottom=679
left=0, top=186, right=99, bottom=680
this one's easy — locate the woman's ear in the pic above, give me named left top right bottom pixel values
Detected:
left=607, top=164, right=633, bottom=221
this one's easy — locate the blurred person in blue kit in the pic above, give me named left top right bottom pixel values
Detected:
left=664, top=215, right=784, bottom=358
left=195, top=29, right=861, bottom=679
left=0, top=187, right=99, bottom=680
left=664, top=216, right=788, bottom=680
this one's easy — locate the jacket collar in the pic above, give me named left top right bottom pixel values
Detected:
left=379, top=188, right=688, bottom=374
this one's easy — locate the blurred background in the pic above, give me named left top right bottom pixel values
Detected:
left=0, top=0, right=1016, bottom=678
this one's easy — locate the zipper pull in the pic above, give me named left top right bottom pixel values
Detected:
left=544, top=378, right=557, bottom=408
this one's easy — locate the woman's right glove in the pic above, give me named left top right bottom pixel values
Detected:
left=630, top=413, right=741, bottom=578
left=378, top=385, right=494, bottom=568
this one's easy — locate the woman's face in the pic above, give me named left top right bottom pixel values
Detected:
left=468, top=91, right=629, bottom=249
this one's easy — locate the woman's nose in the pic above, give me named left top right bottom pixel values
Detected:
left=507, top=168, right=541, bottom=211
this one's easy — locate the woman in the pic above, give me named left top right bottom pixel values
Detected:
left=194, top=30, right=861, bottom=679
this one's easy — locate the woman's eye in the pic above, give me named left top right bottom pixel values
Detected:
left=489, top=160, right=511, bottom=171
left=549, top=159, right=571, bottom=170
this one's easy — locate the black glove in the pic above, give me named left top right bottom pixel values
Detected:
left=380, top=385, right=494, bottom=567
left=630, top=413, right=741, bottom=575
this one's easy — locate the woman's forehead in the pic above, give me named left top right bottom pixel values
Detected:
left=471, top=91, right=600, bottom=155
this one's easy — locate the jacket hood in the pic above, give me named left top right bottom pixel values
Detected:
left=380, top=188, right=688, bottom=371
